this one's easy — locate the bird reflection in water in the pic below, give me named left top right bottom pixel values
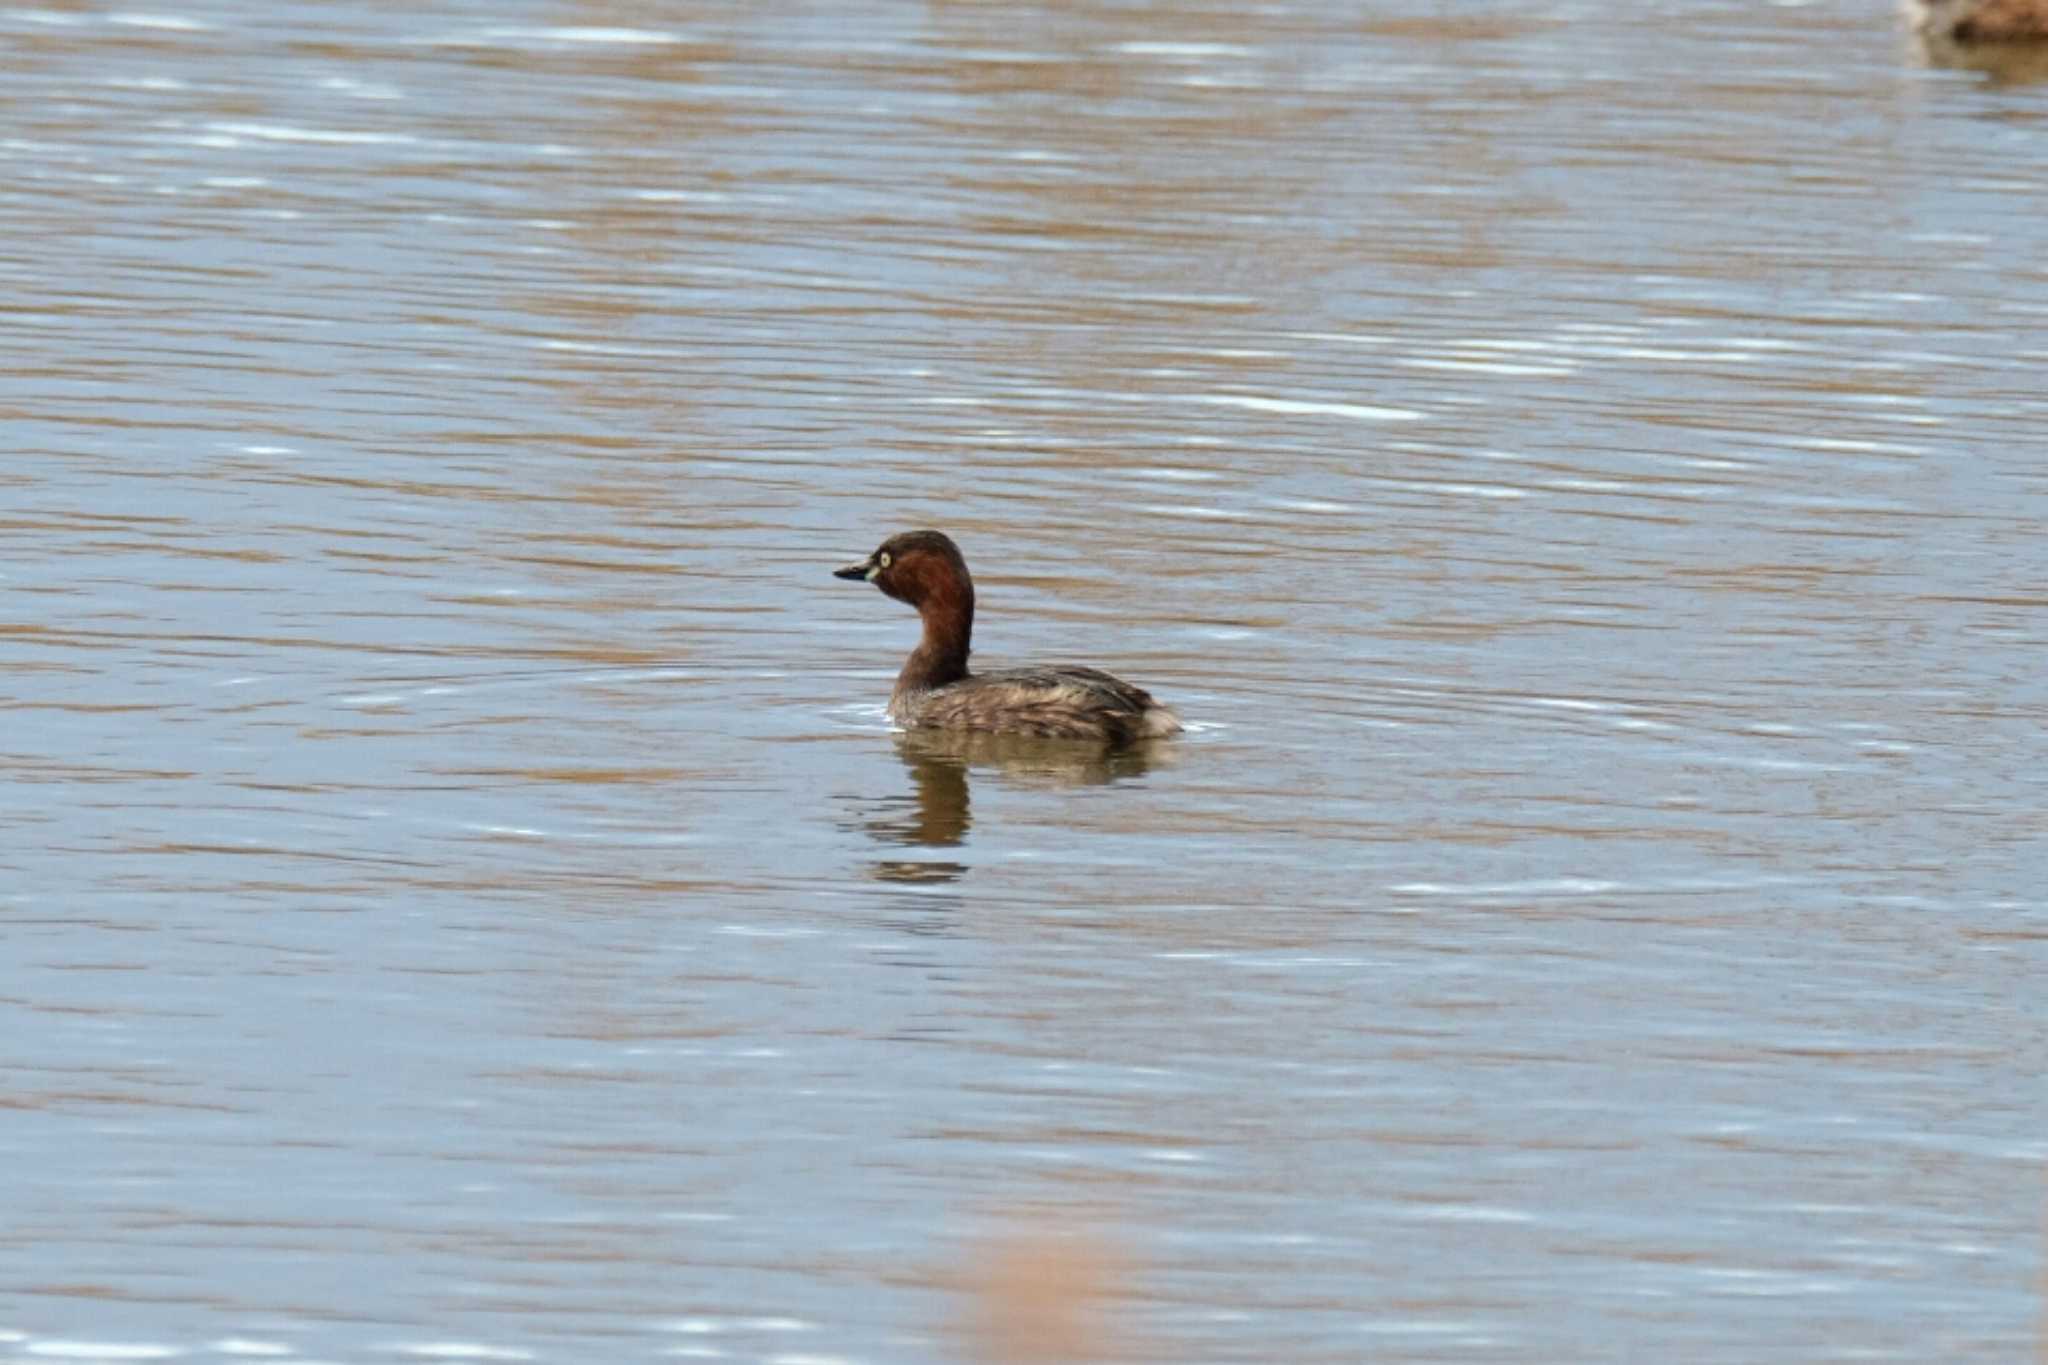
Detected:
left=857, top=730, right=1174, bottom=886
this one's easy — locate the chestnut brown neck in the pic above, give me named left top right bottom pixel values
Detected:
left=893, top=578, right=974, bottom=700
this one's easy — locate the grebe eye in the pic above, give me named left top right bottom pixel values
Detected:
left=878, top=551, right=892, bottom=569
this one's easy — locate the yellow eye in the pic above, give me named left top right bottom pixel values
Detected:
left=878, top=551, right=892, bottom=569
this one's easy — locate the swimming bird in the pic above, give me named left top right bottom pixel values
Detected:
left=834, top=530, right=1181, bottom=745
left=1909, top=0, right=2048, bottom=43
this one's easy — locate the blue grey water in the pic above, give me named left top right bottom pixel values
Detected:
left=2, top=0, right=2044, bottom=1361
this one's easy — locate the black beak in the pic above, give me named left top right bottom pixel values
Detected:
left=833, top=557, right=874, bottom=582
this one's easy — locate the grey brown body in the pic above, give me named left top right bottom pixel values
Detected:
left=1910, top=0, right=2048, bottom=42
left=834, top=530, right=1181, bottom=745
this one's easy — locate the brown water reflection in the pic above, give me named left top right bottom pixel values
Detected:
left=1913, top=30, right=2048, bottom=81
left=857, top=731, right=1172, bottom=885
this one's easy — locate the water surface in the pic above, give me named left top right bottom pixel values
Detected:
left=3, top=1, right=2045, bottom=1361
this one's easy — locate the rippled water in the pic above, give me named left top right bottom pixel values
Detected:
left=4, top=1, right=2046, bottom=1361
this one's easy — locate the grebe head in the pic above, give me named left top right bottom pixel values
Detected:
left=834, top=530, right=975, bottom=611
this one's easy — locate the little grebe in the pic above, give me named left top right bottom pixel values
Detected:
left=834, top=530, right=1182, bottom=744
left=1909, top=0, right=2048, bottom=41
